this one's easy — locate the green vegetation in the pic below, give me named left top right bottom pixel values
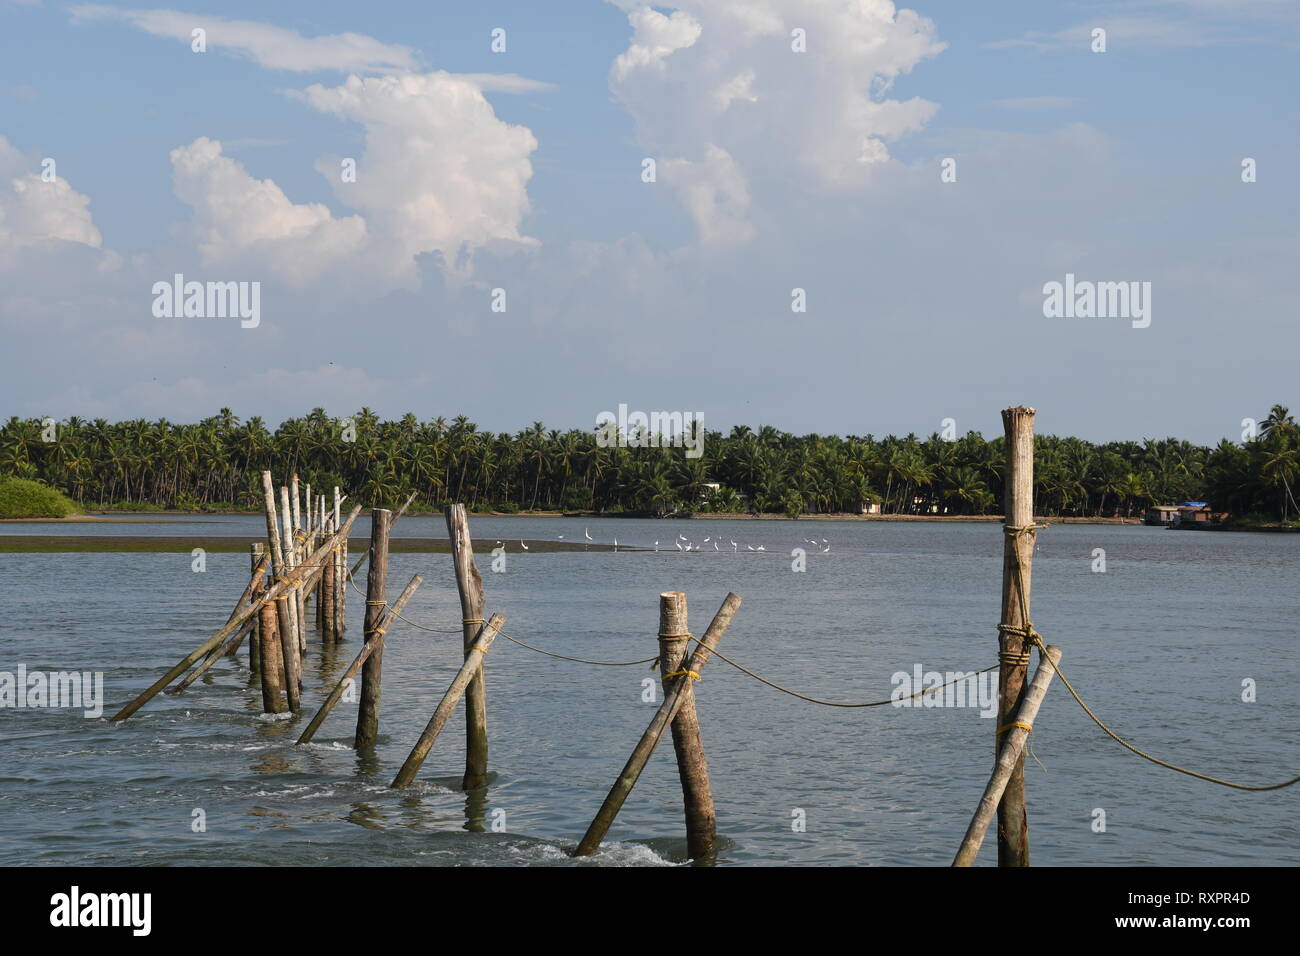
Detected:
left=0, top=405, right=1294, bottom=520
left=0, top=476, right=81, bottom=518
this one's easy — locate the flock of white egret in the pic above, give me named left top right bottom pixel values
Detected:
left=493, top=528, right=834, bottom=554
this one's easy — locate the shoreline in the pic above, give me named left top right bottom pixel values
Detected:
left=4, top=510, right=1147, bottom=525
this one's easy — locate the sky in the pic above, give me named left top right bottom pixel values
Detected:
left=1, top=0, right=1297, bottom=444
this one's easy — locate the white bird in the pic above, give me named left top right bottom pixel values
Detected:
left=703, top=537, right=710, bottom=543
left=678, top=533, right=687, bottom=541
left=756, top=545, right=766, bottom=551
left=584, top=527, right=593, bottom=541
left=613, top=538, right=618, bottom=550
left=713, top=541, right=719, bottom=551
left=730, top=540, right=738, bottom=551
left=746, top=545, right=755, bottom=551
left=676, top=541, right=683, bottom=551
left=655, top=541, right=660, bottom=552
left=520, top=540, right=529, bottom=551
left=821, top=543, right=830, bottom=553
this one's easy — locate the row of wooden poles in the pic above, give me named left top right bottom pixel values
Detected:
left=108, top=472, right=740, bottom=857
left=109, top=407, right=1060, bottom=863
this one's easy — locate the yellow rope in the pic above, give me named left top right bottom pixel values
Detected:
left=996, top=720, right=1033, bottom=735
left=661, top=668, right=700, bottom=682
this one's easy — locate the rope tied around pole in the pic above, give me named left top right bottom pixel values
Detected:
left=661, top=668, right=701, bottom=682
left=996, top=720, right=1033, bottom=735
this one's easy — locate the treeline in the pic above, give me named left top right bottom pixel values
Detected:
left=0, top=405, right=1296, bottom=521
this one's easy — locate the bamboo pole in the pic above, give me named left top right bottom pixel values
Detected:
left=573, top=592, right=741, bottom=857
left=445, top=503, right=489, bottom=790
left=258, top=595, right=286, bottom=714
left=954, top=645, right=1062, bottom=867
left=390, top=613, right=505, bottom=788
left=322, top=520, right=337, bottom=642
left=280, top=484, right=305, bottom=654
left=335, top=487, right=346, bottom=637
left=658, top=591, right=718, bottom=860
left=354, top=508, right=391, bottom=750
left=108, top=504, right=362, bottom=721
left=249, top=543, right=264, bottom=679
left=997, top=405, right=1036, bottom=866
left=297, top=575, right=423, bottom=745
left=260, top=472, right=301, bottom=710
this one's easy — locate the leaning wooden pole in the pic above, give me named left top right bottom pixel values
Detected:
left=658, top=591, right=718, bottom=860
left=391, top=614, right=505, bottom=788
left=297, top=574, right=422, bottom=745
left=354, top=508, right=391, bottom=750
left=248, top=543, right=264, bottom=677
left=446, top=503, right=489, bottom=790
left=997, top=405, right=1037, bottom=866
left=573, top=592, right=741, bottom=858
left=108, top=505, right=361, bottom=721
left=954, top=645, right=1062, bottom=867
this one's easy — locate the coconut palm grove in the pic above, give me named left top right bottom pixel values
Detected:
left=1, top=406, right=1296, bottom=523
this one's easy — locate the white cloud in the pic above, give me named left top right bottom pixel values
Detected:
left=607, top=1, right=944, bottom=242
left=70, top=5, right=418, bottom=73
left=663, top=146, right=756, bottom=244
left=169, top=137, right=366, bottom=285
left=290, top=72, right=539, bottom=278
left=0, top=136, right=102, bottom=251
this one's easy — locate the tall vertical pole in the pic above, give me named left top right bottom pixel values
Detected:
left=445, top=504, right=489, bottom=790
left=261, top=472, right=301, bottom=712
left=658, top=591, right=717, bottom=860
left=997, top=405, right=1036, bottom=866
left=354, top=508, right=391, bottom=750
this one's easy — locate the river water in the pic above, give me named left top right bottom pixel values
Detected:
left=1, top=516, right=1295, bottom=865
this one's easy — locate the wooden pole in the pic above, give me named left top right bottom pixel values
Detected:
left=446, top=503, right=489, bottom=790
left=280, top=484, right=305, bottom=654
left=354, top=508, right=391, bottom=750
left=249, top=543, right=264, bottom=679
left=108, top=504, right=361, bottom=721
left=297, top=574, right=423, bottom=745
left=390, top=614, right=505, bottom=788
left=573, top=592, right=741, bottom=857
left=997, top=405, right=1037, bottom=867
left=261, top=472, right=301, bottom=710
left=334, top=487, right=346, bottom=638
left=954, top=645, right=1062, bottom=867
left=321, top=520, right=337, bottom=642
left=658, top=591, right=718, bottom=860
left=258, top=595, right=286, bottom=714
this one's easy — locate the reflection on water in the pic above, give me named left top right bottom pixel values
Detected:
left=0, top=519, right=1296, bottom=865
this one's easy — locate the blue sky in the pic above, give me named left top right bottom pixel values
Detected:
left=1, top=0, right=1297, bottom=443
